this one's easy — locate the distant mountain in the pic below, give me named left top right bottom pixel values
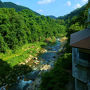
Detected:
left=58, top=5, right=86, bottom=20
left=0, top=0, right=39, bottom=15
left=47, top=15, right=57, bottom=19
left=0, top=1, right=29, bottom=11
left=0, top=0, right=4, bottom=8
left=3, top=2, right=30, bottom=11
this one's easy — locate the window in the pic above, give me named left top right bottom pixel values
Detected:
left=79, top=49, right=90, bottom=60
left=79, top=52, right=90, bottom=60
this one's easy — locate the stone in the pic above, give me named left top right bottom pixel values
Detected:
left=40, top=64, right=51, bottom=71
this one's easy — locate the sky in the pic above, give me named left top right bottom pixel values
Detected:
left=2, top=0, right=88, bottom=17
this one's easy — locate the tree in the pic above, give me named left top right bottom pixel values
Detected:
left=0, top=34, right=7, bottom=53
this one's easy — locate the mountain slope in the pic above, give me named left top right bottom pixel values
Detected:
left=3, top=2, right=29, bottom=11
left=0, top=0, right=39, bottom=15
left=0, top=1, right=29, bottom=11
left=47, top=15, right=57, bottom=19
left=0, top=0, right=5, bottom=8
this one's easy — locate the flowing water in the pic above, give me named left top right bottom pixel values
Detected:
left=0, top=39, right=61, bottom=90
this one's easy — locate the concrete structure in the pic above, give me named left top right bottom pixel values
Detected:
left=70, top=0, right=90, bottom=90
left=71, top=46, right=90, bottom=90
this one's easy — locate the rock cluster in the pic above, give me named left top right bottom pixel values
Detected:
left=40, top=64, right=51, bottom=71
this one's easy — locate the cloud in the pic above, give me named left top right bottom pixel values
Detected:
left=74, top=3, right=81, bottom=9
left=37, top=9, right=43, bottom=13
left=82, top=0, right=88, bottom=3
left=67, top=1, right=71, bottom=6
left=38, top=0, right=55, bottom=5
left=15, top=2, right=20, bottom=5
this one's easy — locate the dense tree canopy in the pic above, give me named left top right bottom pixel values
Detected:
left=0, top=8, right=66, bottom=52
left=62, top=3, right=89, bottom=53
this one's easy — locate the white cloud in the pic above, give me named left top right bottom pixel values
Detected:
left=82, top=0, right=88, bottom=3
left=37, top=9, right=43, bottom=13
left=15, top=2, right=20, bottom=5
left=67, top=1, right=71, bottom=6
left=74, top=3, right=81, bottom=9
left=38, top=0, right=55, bottom=5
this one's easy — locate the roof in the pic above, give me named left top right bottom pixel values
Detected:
left=70, top=28, right=90, bottom=49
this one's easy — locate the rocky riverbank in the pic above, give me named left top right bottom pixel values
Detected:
left=0, top=39, right=61, bottom=90
left=21, top=39, right=61, bottom=90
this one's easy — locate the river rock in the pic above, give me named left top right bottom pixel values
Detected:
left=40, top=64, right=51, bottom=71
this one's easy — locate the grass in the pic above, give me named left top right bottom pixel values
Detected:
left=0, top=42, right=48, bottom=86
left=0, top=42, right=47, bottom=67
left=0, top=40, right=55, bottom=86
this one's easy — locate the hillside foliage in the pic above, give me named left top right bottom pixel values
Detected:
left=0, top=8, right=66, bottom=53
left=40, top=3, right=90, bottom=90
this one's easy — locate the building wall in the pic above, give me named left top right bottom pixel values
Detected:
left=72, top=48, right=90, bottom=90
left=75, top=79, right=88, bottom=90
left=72, top=48, right=79, bottom=77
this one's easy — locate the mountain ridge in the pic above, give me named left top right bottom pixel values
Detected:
left=0, top=0, right=40, bottom=15
left=47, top=15, right=57, bottom=19
left=0, top=0, right=86, bottom=20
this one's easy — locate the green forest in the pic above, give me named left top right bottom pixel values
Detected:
left=0, top=8, right=66, bottom=53
left=40, top=2, right=90, bottom=90
left=0, top=0, right=90, bottom=90
left=0, top=0, right=66, bottom=88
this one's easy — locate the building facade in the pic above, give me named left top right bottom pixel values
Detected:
left=72, top=47, right=90, bottom=90
left=70, top=0, right=90, bottom=90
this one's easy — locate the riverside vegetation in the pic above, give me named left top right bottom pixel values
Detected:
left=0, top=0, right=89, bottom=89
left=40, top=2, right=90, bottom=90
left=0, top=1, right=66, bottom=88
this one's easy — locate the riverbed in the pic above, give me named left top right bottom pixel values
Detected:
left=1, top=39, right=61, bottom=90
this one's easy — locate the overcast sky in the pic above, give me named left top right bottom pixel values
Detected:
left=2, top=0, right=88, bottom=17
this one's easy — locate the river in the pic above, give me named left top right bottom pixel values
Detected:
left=0, top=39, right=61, bottom=90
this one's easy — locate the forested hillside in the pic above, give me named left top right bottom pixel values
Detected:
left=47, top=15, right=57, bottom=19
left=0, top=0, right=29, bottom=11
left=0, top=0, right=39, bottom=16
left=64, top=3, right=89, bottom=53
left=0, top=2, right=67, bottom=87
left=0, top=0, right=89, bottom=89
left=0, top=8, right=66, bottom=53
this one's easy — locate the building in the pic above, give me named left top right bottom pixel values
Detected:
left=70, top=0, right=90, bottom=90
